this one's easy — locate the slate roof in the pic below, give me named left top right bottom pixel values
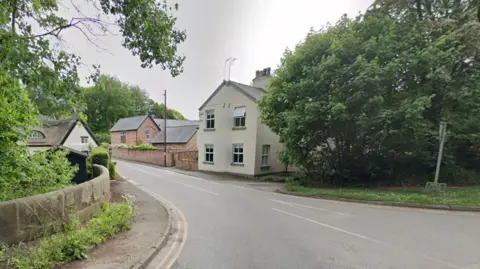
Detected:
left=154, top=119, right=200, bottom=129
left=198, top=80, right=266, bottom=110
left=151, top=125, right=198, bottom=144
left=27, top=115, right=99, bottom=147
left=110, top=115, right=151, bottom=132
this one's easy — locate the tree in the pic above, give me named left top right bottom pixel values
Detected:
left=0, top=0, right=186, bottom=117
left=83, top=74, right=187, bottom=134
left=259, top=0, right=480, bottom=186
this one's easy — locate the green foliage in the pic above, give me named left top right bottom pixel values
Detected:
left=1, top=0, right=187, bottom=117
left=100, top=142, right=111, bottom=149
left=0, top=200, right=135, bottom=269
left=90, top=147, right=110, bottom=168
left=128, top=144, right=157, bottom=151
left=95, top=133, right=111, bottom=144
left=259, top=0, right=480, bottom=187
left=83, top=75, right=186, bottom=134
left=108, top=162, right=116, bottom=180
left=0, top=149, right=77, bottom=202
left=285, top=185, right=480, bottom=207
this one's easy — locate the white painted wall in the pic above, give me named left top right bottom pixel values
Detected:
left=197, top=84, right=259, bottom=176
left=62, top=121, right=98, bottom=152
left=255, top=115, right=286, bottom=175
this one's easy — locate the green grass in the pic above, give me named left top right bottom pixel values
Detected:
left=0, top=197, right=135, bottom=269
left=285, top=184, right=480, bottom=207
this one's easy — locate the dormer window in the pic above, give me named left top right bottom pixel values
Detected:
left=28, top=131, right=44, bottom=139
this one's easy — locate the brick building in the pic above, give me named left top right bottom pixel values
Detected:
left=151, top=120, right=198, bottom=151
left=110, top=115, right=160, bottom=145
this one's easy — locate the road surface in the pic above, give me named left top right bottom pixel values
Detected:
left=116, top=160, right=480, bottom=269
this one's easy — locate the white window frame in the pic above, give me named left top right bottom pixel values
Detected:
left=205, top=144, right=214, bottom=163
left=120, top=131, right=127, bottom=143
left=145, top=129, right=150, bottom=140
left=205, top=110, right=215, bottom=129
left=232, top=144, right=244, bottom=164
left=81, top=136, right=89, bottom=144
left=261, top=145, right=270, bottom=166
left=233, top=106, right=246, bottom=127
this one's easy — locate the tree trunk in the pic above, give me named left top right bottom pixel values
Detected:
left=416, top=0, right=423, bottom=20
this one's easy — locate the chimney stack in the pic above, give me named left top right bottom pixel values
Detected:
left=252, top=67, right=272, bottom=90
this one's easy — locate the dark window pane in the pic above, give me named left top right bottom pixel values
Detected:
left=239, top=154, right=243, bottom=163
left=233, top=154, right=239, bottom=163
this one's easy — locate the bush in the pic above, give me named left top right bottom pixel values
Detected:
left=127, top=144, right=157, bottom=151
left=0, top=198, right=135, bottom=269
left=95, top=132, right=110, bottom=144
left=100, top=142, right=110, bottom=149
left=108, top=161, right=116, bottom=180
left=90, top=147, right=110, bottom=168
left=0, top=149, right=77, bottom=202
left=112, top=143, right=128, bottom=149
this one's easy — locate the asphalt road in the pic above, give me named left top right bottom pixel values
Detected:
left=116, top=160, right=480, bottom=269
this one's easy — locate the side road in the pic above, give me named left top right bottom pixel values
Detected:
left=62, top=178, right=171, bottom=269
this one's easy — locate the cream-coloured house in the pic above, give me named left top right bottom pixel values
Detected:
left=27, top=115, right=99, bottom=154
left=197, top=68, right=287, bottom=177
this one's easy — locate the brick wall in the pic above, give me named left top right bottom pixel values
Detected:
left=112, top=148, right=173, bottom=166
left=173, top=150, right=198, bottom=170
left=136, top=117, right=159, bottom=144
left=111, top=131, right=136, bottom=145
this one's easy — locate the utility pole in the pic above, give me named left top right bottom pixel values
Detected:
left=163, top=89, right=167, bottom=167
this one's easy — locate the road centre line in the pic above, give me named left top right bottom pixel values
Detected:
left=125, top=164, right=219, bottom=196
left=272, top=207, right=379, bottom=243
left=272, top=207, right=462, bottom=269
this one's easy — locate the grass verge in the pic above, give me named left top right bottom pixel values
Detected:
left=285, top=184, right=480, bottom=207
left=0, top=195, right=135, bottom=269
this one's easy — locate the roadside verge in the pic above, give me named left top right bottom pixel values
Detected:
left=61, top=178, right=173, bottom=269
left=276, top=189, right=480, bottom=212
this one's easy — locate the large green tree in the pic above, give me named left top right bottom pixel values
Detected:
left=0, top=0, right=186, bottom=117
left=83, top=74, right=186, bottom=134
left=259, top=0, right=480, bottom=186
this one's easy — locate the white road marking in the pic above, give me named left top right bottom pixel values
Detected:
left=272, top=207, right=463, bottom=269
left=272, top=207, right=380, bottom=243
left=126, top=164, right=219, bottom=196
left=118, top=171, right=188, bottom=269
left=271, top=198, right=327, bottom=211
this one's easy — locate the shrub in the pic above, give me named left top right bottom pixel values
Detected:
left=90, top=147, right=110, bottom=168
left=0, top=199, right=135, bottom=269
left=113, top=143, right=128, bottom=149
left=94, top=132, right=110, bottom=144
left=0, top=149, right=77, bottom=202
left=108, top=161, right=116, bottom=180
left=127, top=144, right=157, bottom=151
left=100, top=142, right=110, bottom=149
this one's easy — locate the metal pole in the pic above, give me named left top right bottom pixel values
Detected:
left=228, top=58, right=237, bottom=81
left=434, top=122, right=447, bottom=184
left=164, top=89, right=167, bottom=167
left=224, top=57, right=232, bottom=80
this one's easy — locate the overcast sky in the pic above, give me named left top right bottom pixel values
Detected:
left=59, top=0, right=373, bottom=120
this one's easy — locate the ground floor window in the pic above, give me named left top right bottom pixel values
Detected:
left=262, top=145, right=270, bottom=166
left=205, top=144, right=214, bottom=163
left=232, top=144, right=244, bottom=164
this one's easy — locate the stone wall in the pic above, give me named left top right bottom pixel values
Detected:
left=0, top=165, right=110, bottom=245
left=173, top=151, right=198, bottom=171
left=112, top=148, right=174, bottom=167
